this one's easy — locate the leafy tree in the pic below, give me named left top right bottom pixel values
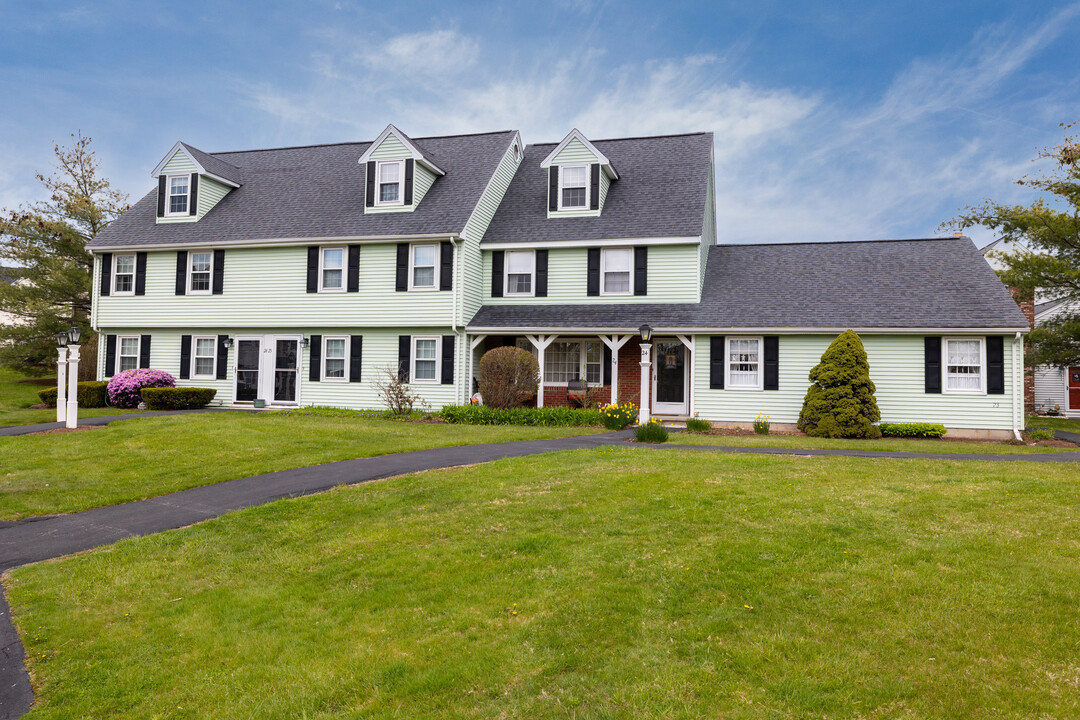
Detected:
left=478, top=346, right=539, bottom=409
left=797, top=330, right=881, bottom=439
left=0, top=132, right=128, bottom=378
left=949, top=121, right=1080, bottom=367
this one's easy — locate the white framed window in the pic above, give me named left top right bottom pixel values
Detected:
left=376, top=160, right=404, bottom=205
left=319, top=247, right=345, bottom=292
left=113, top=254, right=135, bottom=295
left=410, top=243, right=438, bottom=290
left=558, top=164, right=588, bottom=210
left=192, top=336, right=217, bottom=379
left=944, top=337, right=986, bottom=394
left=412, top=336, right=439, bottom=383
left=166, top=175, right=190, bottom=216
left=727, top=337, right=762, bottom=390
left=504, top=250, right=535, bottom=296
left=118, top=335, right=140, bottom=373
left=323, top=336, right=348, bottom=381
left=601, top=247, right=633, bottom=295
left=542, top=339, right=604, bottom=385
left=188, top=251, right=212, bottom=294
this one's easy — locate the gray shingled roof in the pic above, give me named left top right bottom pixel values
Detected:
left=468, top=238, right=1031, bottom=330
left=90, top=131, right=518, bottom=248
left=179, top=143, right=243, bottom=186
left=482, top=133, right=713, bottom=245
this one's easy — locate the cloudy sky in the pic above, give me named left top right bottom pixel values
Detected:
left=1, top=0, right=1077, bottom=246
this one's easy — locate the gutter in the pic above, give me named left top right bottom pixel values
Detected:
left=1012, top=331, right=1023, bottom=441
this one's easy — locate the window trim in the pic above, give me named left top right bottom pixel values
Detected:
left=116, top=335, right=141, bottom=374
left=112, top=254, right=136, bottom=296
left=165, top=174, right=191, bottom=217
left=557, top=163, right=589, bottom=211
left=187, top=250, right=214, bottom=295
left=321, top=335, right=349, bottom=382
left=503, top=249, right=536, bottom=298
left=318, top=245, right=347, bottom=293
left=375, top=159, right=405, bottom=207
left=725, top=336, right=764, bottom=391
left=408, top=242, right=439, bottom=291
left=191, top=335, right=218, bottom=380
left=942, top=336, right=987, bottom=395
left=532, top=338, right=604, bottom=387
left=410, top=335, right=440, bottom=384
left=600, top=247, right=634, bottom=296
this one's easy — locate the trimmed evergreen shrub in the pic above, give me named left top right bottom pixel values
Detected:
left=478, top=346, right=540, bottom=409
left=440, top=404, right=602, bottom=427
left=685, top=417, right=711, bottom=433
left=37, top=381, right=109, bottom=408
left=634, top=418, right=669, bottom=443
left=797, top=330, right=882, bottom=439
left=879, top=422, right=947, bottom=438
left=140, top=387, right=217, bottom=410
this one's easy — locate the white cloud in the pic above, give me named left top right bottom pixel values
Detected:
left=359, top=29, right=479, bottom=77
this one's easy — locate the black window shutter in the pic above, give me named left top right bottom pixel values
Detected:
left=365, top=161, right=376, bottom=207
left=139, top=335, right=151, bottom=369
left=763, top=336, right=779, bottom=391
left=987, top=336, right=1005, bottom=394
left=175, top=251, right=187, bottom=295
left=634, top=247, right=648, bottom=296
left=157, top=176, right=166, bottom=217
left=535, top=249, right=548, bottom=297
left=216, top=335, right=229, bottom=380
left=441, top=335, right=455, bottom=384
left=603, top=344, right=613, bottom=385
left=398, top=335, right=411, bottom=382
left=590, top=164, right=600, bottom=210
left=306, top=246, right=319, bottom=293
left=404, top=159, right=414, bottom=205
left=491, top=250, right=504, bottom=297
left=100, top=253, right=112, bottom=296
left=709, top=336, right=725, bottom=389
left=179, top=335, right=192, bottom=379
left=548, top=166, right=559, bottom=211
left=586, top=248, right=601, bottom=296
left=347, top=245, right=361, bottom=292
left=212, top=249, right=225, bottom=294
left=439, top=241, right=453, bottom=291
left=189, top=173, right=199, bottom=216
left=134, top=252, right=147, bottom=295
left=309, top=335, right=322, bottom=382
left=925, top=337, right=942, bottom=394
left=395, top=244, right=409, bottom=292
left=350, top=335, right=363, bottom=382
left=104, top=334, right=117, bottom=377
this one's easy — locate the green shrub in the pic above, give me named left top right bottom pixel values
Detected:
left=37, top=381, right=109, bottom=408
left=635, top=419, right=669, bottom=443
left=685, top=417, right=711, bottom=433
left=1027, top=428, right=1055, bottom=442
left=140, top=387, right=217, bottom=410
left=440, top=404, right=602, bottom=427
left=274, top=406, right=424, bottom=421
left=879, top=422, right=947, bottom=438
left=753, top=413, right=770, bottom=435
left=797, top=330, right=881, bottom=439
left=478, top=346, right=539, bottom=409
left=600, top=402, right=638, bottom=430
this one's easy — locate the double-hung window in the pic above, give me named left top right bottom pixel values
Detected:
left=113, top=254, right=135, bottom=295
left=412, top=337, right=438, bottom=383
left=323, top=336, right=347, bottom=381
left=377, top=160, right=403, bottom=205
left=320, top=247, right=344, bottom=291
left=559, top=164, right=588, bottom=209
left=542, top=340, right=604, bottom=385
left=727, top=337, right=762, bottom=390
left=192, top=336, right=217, bottom=378
left=189, top=252, right=212, bottom=293
left=601, top=248, right=632, bottom=295
left=505, top=250, right=534, bottom=296
left=118, top=336, right=140, bottom=373
left=167, top=175, right=189, bottom=215
left=944, top=337, right=985, bottom=393
left=410, top=243, right=437, bottom=290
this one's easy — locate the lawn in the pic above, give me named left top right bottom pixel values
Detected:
left=1028, top=415, right=1080, bottom=434
left=0, top=412, right=600, bottom=520
left=0, top=367, right=134, bottom=427
left=666, top=430, right=1078, bottom=454
left=6, top=448, right=1080, bottom=719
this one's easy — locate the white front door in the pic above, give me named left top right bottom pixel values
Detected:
left=232, top=334, right=302, bottom=406
left=652, top=339, right=689, bottom=416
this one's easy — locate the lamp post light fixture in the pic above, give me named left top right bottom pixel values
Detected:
left=56, top=331, right=69, bottom=423
left=638, top=324, right=653, bottom=425
left=65, top=325, right=82, bottom=429
left=222, top=337, right=234, bottom=349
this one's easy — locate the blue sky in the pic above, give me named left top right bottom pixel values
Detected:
left=1, top=1, right=1078, bottom=246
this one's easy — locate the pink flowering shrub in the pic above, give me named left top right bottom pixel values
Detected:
left=107, top=368, right=176, bottom=408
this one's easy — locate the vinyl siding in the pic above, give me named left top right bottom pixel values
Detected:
left=369, top=133, right=409, bottom=160
left=599, top=172, right=611, bottom=212
left=161, top=150, right=197, bottom=175
left=699, top=161, right=715, bottom=292
left=482, top=243, right=702, bottom=305
left=692, top=334, right=1017, bottom=430
left=1034, top=365, right=1067, bottom=412
left=551, top=137, right=597, bottom=165
left=196, top=176, right=232, bottom=220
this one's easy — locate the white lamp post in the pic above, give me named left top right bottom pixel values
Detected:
left=638, top=323, right=653, bottom=425
left=65, top=325, right=82, bottom=429
left=56, top=331, right=69, bottom=423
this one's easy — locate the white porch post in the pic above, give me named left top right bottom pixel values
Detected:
left=676, top=334, right=696, bottom=418
left=56, top=347, right=68, bottom=423
left=65, top=344, right=81, bottom=429
left=600, top=334, right=632, bottom=404
left=469, top=334, right=487, bottom=402
left=527, top=334, right=556, bottom=408
left=639, top=341, right=652, bottom=424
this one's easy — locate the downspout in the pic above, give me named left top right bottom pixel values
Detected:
left=1012, top=332, right=1023, bottom=441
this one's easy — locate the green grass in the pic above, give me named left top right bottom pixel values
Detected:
left=1028, top=415, right=1080, bottom=434
left=0, top=412, right=599, bottom=520
left=668, top=430, right=1077, bottom=454
left=7, top=448, right=1080, bottom=719
left=0, top=367, right=134, bottom=426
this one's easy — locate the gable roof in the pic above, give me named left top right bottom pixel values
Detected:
left=151, top=141, right=243, bottom=187
left=539, top=128, right=618, bottom=178
left=90, top=130, right=518, bottom=249
left=468, top=237, right=1031, bottom=331
left=357, top=124, right=445, bottom=175
left=483, top=132, right=713, bottom=245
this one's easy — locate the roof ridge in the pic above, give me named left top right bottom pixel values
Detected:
left=715, top=237, right=970, bottom=249
left=211, top=130, right=517, bottom=158
left=528, top=131, right=711, bottom=148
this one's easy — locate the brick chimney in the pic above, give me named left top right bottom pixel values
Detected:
left=1010, top=286, right=1036, bottom=415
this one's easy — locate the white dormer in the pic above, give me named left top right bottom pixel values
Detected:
left=540, top=129, right=619, bottom=218
left=151, top=142, right=241, bottom=224
left=358, top=124, right=445, bottom=214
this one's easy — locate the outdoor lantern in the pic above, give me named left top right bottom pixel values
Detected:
left=56, top=331, right=68, bottom=347
left=299, top=337, right=309, bottom=348
left=223, top=337, right=234, bottom=349
left=638, top=324, right=653, bottom=343
left=67, top=325, right=81, bottom=344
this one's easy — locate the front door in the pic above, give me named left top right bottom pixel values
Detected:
left=233, top=335, right=301, bottom=405
left=235, top=338, right=261, bottom=402
left=273, top=338, right=299, bottom=404
left=653, top=339, right=688, bottom=416
left=1070, top=368, right=1080, bottom=412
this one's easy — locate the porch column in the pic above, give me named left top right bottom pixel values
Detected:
left=469, top=334, right=487, bottom=403
left=600, top=334, right=633, bottom=404
left=639, top=341, right=652, bottom=424
left=527, top=334, right=556, bottom=408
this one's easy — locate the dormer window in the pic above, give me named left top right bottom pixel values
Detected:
left=559, top=165, right=588, bottom=210
left=167, top=175, right=190, bottom=216
left=377, top=160, right=404, bottom=205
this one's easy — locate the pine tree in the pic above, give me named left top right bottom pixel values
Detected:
left=797, top=330, right=881, bottom=439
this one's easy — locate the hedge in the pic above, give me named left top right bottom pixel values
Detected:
left=879, top=422, right=947, bottom=438
left=140, top=387, right=217, bottom=411
left=37, top=381, right=108, bottom=408
left=440, top=404, right=603, bottom=427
